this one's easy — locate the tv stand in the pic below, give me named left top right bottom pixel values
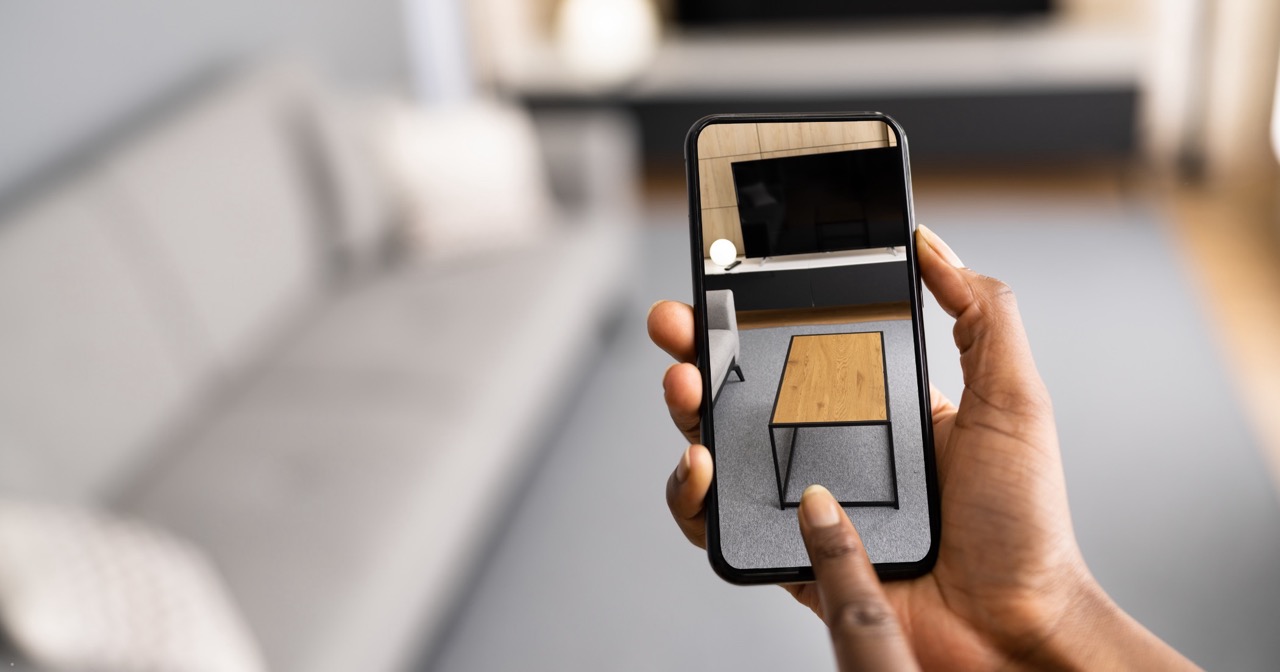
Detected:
left=705, top=247, right=903, bottom=276
left=704, top=248, right=908, bottom=311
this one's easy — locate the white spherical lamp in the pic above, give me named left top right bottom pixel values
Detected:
left=710, top=238, right=738, bottom=267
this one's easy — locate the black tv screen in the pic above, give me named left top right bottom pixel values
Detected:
left=676, top=0, right=1052, bottom=26
left=732, top=147, right=908, bottom=259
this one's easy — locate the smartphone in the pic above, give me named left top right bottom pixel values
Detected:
left=686, top=113, right=939, bottom=583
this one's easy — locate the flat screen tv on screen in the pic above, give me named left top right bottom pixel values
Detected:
left=731, top=147, right=908, bottom=259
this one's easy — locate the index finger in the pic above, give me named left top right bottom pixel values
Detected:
left=647, top=300, right=696, bottom=363
left=798, top=485, right=920, bottom=672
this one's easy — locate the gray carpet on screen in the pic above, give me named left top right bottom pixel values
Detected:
left=713, top=321, right=930, bottom=569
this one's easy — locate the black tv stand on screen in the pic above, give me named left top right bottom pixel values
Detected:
left=703, top=257, right=907, bottom=311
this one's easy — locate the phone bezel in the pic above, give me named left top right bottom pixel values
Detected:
left=684, top=112, right=941, bottom=584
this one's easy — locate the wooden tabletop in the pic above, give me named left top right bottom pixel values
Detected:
left=772, top=333, right=888, bottom=425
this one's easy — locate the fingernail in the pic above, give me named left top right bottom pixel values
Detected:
left=800, top=485, right=842, bottom=528
left=663, top=362, right=678, bottom=390
left=647, top=300, right=663, bottom=320
left=675, top=447, right=692, bottom=483
left=919, top=225, right=964, bottom=268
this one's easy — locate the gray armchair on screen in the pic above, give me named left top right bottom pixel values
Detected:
left=706, top=289, right=745, bottom=401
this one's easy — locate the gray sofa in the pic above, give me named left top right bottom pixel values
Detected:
left=706, top=289, right=744, bottom=400
left=0, top=60, right=636, bottom=672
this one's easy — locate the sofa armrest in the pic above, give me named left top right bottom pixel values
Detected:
left=532, top=110, right=641, bottom=221
left=706, top=289, right=738, bottom=336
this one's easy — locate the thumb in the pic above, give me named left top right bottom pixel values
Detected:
left=798, top=485, right=920, bottom=672
left=916, top=225, right=1049, bottom=414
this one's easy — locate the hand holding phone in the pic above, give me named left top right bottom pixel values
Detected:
left=651, top=175, right=1198, bottom=670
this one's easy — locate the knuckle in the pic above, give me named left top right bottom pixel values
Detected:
left=829, top=598, right=900, bottom=637
left=973, top=273, right=1013, bottom=296
left=814, top=534, right=863, bottom=563
left=975, top=386, right=1050, bottom=418
left=665, top=471, right=682, bottom=507
left=975, top=276, right=1017, bottom=309
left=953, top=275, right=1022, bottom=349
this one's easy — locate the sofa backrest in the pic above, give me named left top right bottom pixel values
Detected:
left=0, top=180, right=203, bottom=501
left=0, top=59, right=356, bottom=502
left=101, top=61, right=325, bottom=369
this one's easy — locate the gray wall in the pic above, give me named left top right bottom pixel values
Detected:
left=0, top=0, right=410, bottom=199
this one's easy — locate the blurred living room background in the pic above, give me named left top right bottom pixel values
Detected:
left=1, top=1, right=1279, bottom=671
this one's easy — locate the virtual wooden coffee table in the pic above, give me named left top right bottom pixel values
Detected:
left=768, top=332, right=899, bottom=509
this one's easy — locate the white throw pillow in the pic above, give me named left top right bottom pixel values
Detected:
left=378, top=99, right=554, bottom=260
left=0, top=501, right=265, bottom=672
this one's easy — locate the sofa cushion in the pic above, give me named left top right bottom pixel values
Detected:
left=102, top=61, right=323, bottom=370
left=117, top=221, right=632, bottom=672
left=379, top=100, right=555, bottom=260
left=708, top=329, right=737, bottom=399
left=0, top=184, right=200, bottom=502
left=0, top=499, right=265, bottom=672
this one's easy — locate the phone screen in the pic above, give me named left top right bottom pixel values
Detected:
left=689, top=115, right=937, bottom=578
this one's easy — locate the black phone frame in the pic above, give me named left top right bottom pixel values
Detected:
left=685, top=112, right=940, bottom=584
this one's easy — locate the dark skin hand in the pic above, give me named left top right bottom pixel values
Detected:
left=651, top=225, right=1200, bottom=670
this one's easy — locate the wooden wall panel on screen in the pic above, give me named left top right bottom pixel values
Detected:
left=699, top=156, right=742, bottom=209
left=698, top=123, right=761, bottom=159
left=811, top=122, right=856, bottom=147
left=758, top=120, right=890, bottom=152
left=698, top=123, right=761, bottom=257
left=760, top=143, right=860, bottom=161
left=756, top=123, right=804, bottom=152
left=701, top=206, right=744, bottom=257
left=846, top=120, right=890, bottom=145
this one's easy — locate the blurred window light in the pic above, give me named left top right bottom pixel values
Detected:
left=555, top=0, right=660, bottom=88
left=404, top=0, right=474, bottom=103
left=1273, top=45, right=1280, bottom=165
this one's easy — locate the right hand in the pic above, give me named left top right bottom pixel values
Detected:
left=652, top=225, right=1198, bottom=670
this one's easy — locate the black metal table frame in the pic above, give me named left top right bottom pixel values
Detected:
left=767, top=332, right=900, bottom=510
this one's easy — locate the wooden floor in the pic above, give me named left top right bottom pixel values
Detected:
left=773, top=333, right=888, bottom=424
left=738, top=301, right=911, bottom=330
left=1164, top=178, right=1280, bottom=489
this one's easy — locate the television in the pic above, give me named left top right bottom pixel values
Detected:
left=731, top=147, right=908, bottom=259
left=676, top=0, right=1052, bottom=26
